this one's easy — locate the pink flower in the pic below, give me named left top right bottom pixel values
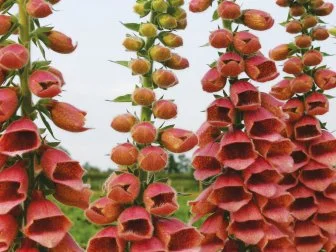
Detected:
left=196, top=122, right=222, bottom=148
left=49, top=233, right=83, bottom=252
left=161, top=128, right=198, bottom=153
left=217, top=52, right=244, bottom=77
left=245, top=55, right=279, bottom=82
left=131, top=237, right=165, bottom=252
left=29, top=70, right=62, bottom=98
left=26, top=0, right=52, bottom=18
left=305, top=92, right=329, bottom=116
left=201, top=68, right=226, bottom=93
left=0, top=88, right=18, bottom=123
left=87, top=226, right=125, bottom=252
left=0, top=214, right=18, bottom=251
left=0, top=44, right=29, bottom=70
left=0, top=118, right=41, bottom=156
left=294, top=115, right=322, bottom=141
left=233, top=31, right=261, bottom=55
left=230, top=81, right=261, bottom=111
left=110, top=143, right=139, bottom=166
left=138, top=146, right=168, bottom=172
left=53, top=184, right=91, bottom=210
left=206, top=98, right=235, bottom=127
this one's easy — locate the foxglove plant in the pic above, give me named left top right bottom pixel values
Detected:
left=0, top=0, right=89, bottom=250
left=188, top=0, right=301, bottom=251
left=268, top=0, right=336, bottom=251
left=86, top=0, right=202, bottom=251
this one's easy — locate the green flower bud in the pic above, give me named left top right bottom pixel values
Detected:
left=169, top=0, right=184, bottom=7
left=161, top=32, right=183, bottom=48
left=152, top=0, right=168, bottom=13
left=122, top=36, right=145, bottom=51
left=171, top=7, right=187, bottom=20
left=329, top=27, right=336, bottom=37
left=139, top=23, right=158, bottom=37
left=149, top=45, right=172, bottom=62
left=176, top=18, right=187, bottom=30
left=158, top=14, right=177, bottom=29
left=133, top=3, right=150, bottom=17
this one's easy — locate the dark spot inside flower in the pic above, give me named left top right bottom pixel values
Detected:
left=311, top=141, right=336, bottom=157
left=296, top=125, right=320, bottom=139
left=221, top=142, right=254, bottom=160
left=0, top=182, right=20, bottom=201
left=237, top=91, right=260, bottom=107
left=152, top=192, right=175, bottom=208
left=123, top=219, right=150, bottom=236
left=1, top=131, right=37, bottom=152
left=292, top=150, right=308, bottom=164
left=168, top=228, right=200, bottom=251
left=89, top=237, right=118, bottom=252
left=54, top=162, right=82, bottom=181
left=208, top=106, right=231, bottom=124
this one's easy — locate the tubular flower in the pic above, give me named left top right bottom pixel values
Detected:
left=217, top=52, right=244, bottom=77
left=242, top=9, right=274, bottom=31
left=49, top=101, right=89, bottom=132
left=206, top=97, right=235, bottom=127
left=201, top=67, right=226, bottom=93
left=230, top=81, right=261, bottom=111
left=117, top=206, right=154, bottom=241
left=161, top=128, right=198, bottom=153
left=283, top=56, right=303, bottom=75
left=138, top=146, right=168, bottom=172
left=283, top=98, right=305, bottom=122
left=294, top=115, right=322, bottom=141
left=143, top=182, right=178, bottom=216
left=0, top=162, right=28, bottom=215
left=131, top=237, right=165, bottom=252
left=233, top=31, right=261, bottom=55
left=217, top=1, right=241, bottom=20
left=189, top=0, right=212, bottom=12
left=26, top=0, right=52, bottom=18
left=209, top=29, right=233, bottom=49
left=106, top=173, right=140, bottom=204
left=0, top=118, right=41, bottom=156
left=314, top=69, right=336, bottom=90
left=28, top=70, right=62, bottom=98
left=269, top=44, right=289, bottom=61
left=245, top=55, right=279, bottom=82
left=196, top=121, right=222, bottom=148
left=270, top=79, right=294, bottom=100
left=23, top=191, right=72, bottom=248
left=309, top=130, right=336, bottom=167
left=49, top=233, right=83, bottom=252
left=0, top=88, right=18, bottom=123
left=305, top=92, right=329, bottom=116
left=0, top=214, right=18, bottom=251
left=47, top=31, right=77, bottom=54
left=87, top=227, right=125, bottom=252
left=53, top=184, right=91, bottom=210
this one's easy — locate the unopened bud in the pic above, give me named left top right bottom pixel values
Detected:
left=139, top=23, right=157, bottom=38
left=122, top=36, right=144, bottom=51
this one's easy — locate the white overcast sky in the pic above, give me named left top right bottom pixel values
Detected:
left=34, top=0, right=336, bottom=170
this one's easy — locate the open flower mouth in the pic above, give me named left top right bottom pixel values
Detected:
left=290, top=197, right=317, bottom=217
left=212, top=187, right=250, bottom=204
left=250, top=118, right=282, bottom=138
left=311, top=141, right=336, bottom=156
left=208, top=107, right=231, bottom=123
left=308, top=101, right=326, bottom=110
left=53, top=161, right=82, bottom=181
left=292, top=150, right=308, bottom=165
left=295, top=236, right=325, bottom=249
left=222, top=143, right=254, bottom=160
left=29, top=216, right=69, bottom=234
left=257, top=61, right=277, bottom=79
left=122, top=219, right=151, bottom=236
left=39, top=81, right=58, bottom=90
left=296, top=125, right=320, bottom=139
left=301, top=169, right=334, bottom=191
left=237, top=91, right=260, bottom=106
left=1, top=131, right=37, bottom=152
left=201, top=233, right=224, bottom=246
left=152, top=192, right=175, bottom=208
left=193, top=156, right=221, bottom=170
left=168, top=228, right=200, bottom=251
left=90, top=237, right=118, bottom=252
left=91, top=206, right=104, bottom=216
left=248, top=170, right=279, bottom=185
left=0, top=182, right=20, bottom=201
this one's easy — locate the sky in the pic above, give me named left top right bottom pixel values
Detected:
left=34, top=0, right=336, bottom=170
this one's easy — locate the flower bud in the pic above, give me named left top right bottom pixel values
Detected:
left=153, top=100, right=178, bottom=120
left=161, top=128, right=198, bottom=153
left=139, top=23, right=157, bottom=37
left=49, top=101, right=88, bottom=132
left=26, top=0, right=52, bottom=18
left=133, top=3, right=149, bottom=16
left=0, top=88, right=18, bottom=123
left=149, top=45, right=172, bottom=62
left=290, top=74, right=314, bottom=93
left=170, top=0, right=184, bottom=7
left=165, top=53, right=189, bottom=70
left=28, top=70, right=62, bottom=98
left=302, top=50, right=323, bottom=66
left=189, top=0, right=211, bottom=13
left=314, top=69, right=336, bottom=90
left=312, top=27, right=329, bottom=40
left=283, top=98, right=305, bottom=122
left=143, top=183, right=178, bottom=215
left=158, top=14, right=177, bottom=29
left=47, top=31, right=77, bottom=54
left=161, top=32, right=183, bottom=48
left=129, top=58, right=151, bottom=75
left=201, top=68, right=226, bottom=93
left=0, top=15, right=11, bottom=35
left=152, top=0, right=168, bottom=13
left=290, top=4, right=306, bottom=16
left=131, top=122, right=157, bottom=144
left=283, top=57, right=303, bottom=75
left=217, top=1, right=241, bottom=20
left=329, top=27, right=336, bottom=36
left=122, top=36, right=144, bottom=51
left=270, top=79, right=294, bottom=100
left=302, top=15, right=318, bottom=29
left=243, top=9, right=274, bottom=31
left=138, top=146, right=168, bottom=171
left=286, top=20, right=303, bottom=34
left=269, top=44, right=289, bottom=61
left=217, top=52, right=244, bottom=77
left=276, top=0, right=290, bottom=7
left=0, top=44, right=29, bottom=70
left=110, top=143, right=138, bottom=166
left=111, top=113, right=137, bottom=133
left=152, top=69, right=178, bottom=89
left=209, top=29, right=233, bottom=49
left=245, top=55, right=279, bottom=82
left=311, top=0, right=325, bottom=8
left=233, top=31, right=261, bottom=55
left=295, top=34, right=312, bottom=48
left=313, top=2, right=334, bottom=16
left=132, top=87, right=155, bottom=106
left=176, top=18, right=187, bottom=30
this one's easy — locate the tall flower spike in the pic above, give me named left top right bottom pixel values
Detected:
left=189, top=0, right=298, bottom=250
left=92, top=1, right=202, bottom=248
left=0, top=0, right=88, bottom=248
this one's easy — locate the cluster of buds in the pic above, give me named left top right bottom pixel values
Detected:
left=86, top=0, right=202, bottom=251
left=268, top=0, right=336, bottom=251
left=0, top=0, right=90, bottom=250
left=188, top=0, right=310, bottom=251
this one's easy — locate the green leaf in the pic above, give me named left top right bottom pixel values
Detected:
left=38, top=110, right=58, bottom=140
left=47, top=141, right=61, bottom=147
left=109, top=60, right=130, bottom=68
left=214, top=94, right=223, bottom=99
left=325, top=94, right=335, bottom=99
left=160, top=124, right=175, bottom=131
left=200, top=42, right=210, bottom=47
left=121, top=22, right=140, bottom=32
left=111, top=94, right=132, bottom=103
left=212, top=10, right=219, bottom=21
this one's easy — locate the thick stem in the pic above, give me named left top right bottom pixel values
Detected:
left=18, top=0, right=33, bottom=118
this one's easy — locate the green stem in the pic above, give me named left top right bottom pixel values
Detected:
left=18, top=0, right=33, bottom=118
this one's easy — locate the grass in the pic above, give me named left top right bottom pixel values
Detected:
left=58, top=191, right=198, bottom=248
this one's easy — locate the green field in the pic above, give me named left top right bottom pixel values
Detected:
left=58, top=191, right=198, bottom=248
